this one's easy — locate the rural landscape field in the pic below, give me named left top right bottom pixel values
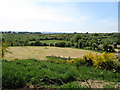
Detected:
left=1, top=1, right=120, bottom=89
left=1, top=32, right=120, bottom=89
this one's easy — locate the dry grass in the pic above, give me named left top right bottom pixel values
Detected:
left=5, top=46, right=100, bottom=60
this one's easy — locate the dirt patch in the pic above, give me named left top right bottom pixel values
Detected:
left=80, top=79, right=120, bottom=88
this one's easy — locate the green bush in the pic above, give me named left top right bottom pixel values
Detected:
left=55, top=42, right=66, bottom=47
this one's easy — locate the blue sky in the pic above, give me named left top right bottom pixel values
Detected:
left=0, top=0, right=118, bottom=33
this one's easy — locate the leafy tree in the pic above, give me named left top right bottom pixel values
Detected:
left=75, top=43, right=78, bottom=48
left=102, top=43, right=109, bottom=52
left=49, top=43, right=54, bottom=46
left=108, top=46, right=115, bottom=52
left=1, top=38, right=11, bottom=58
left=113, top=42, right=117, bottom=48
left=11, top=43, right=14, bottom=46
left=78, top=40, right=83, bottom=48
left=24, top=41, right=29, bottom=46
left=34, top=41, right=41, bottom=46
left=42, top=42, right=48, bottom=46
left=70, top=34, right=82, bottom=43
left=55, top=42, right=66, bottom=47
left=92, top=43, right=98, bottom=50
left=66, top=43, right=72, bottom=47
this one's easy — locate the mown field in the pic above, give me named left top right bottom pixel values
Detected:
left=4, top=46, right=100, bottom=60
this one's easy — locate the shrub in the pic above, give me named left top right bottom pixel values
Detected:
left=71, top=52, right=120, bottom=72
left=49, top=43, right=54, bottom=46
left=55, top=42, right=66, bottom=47
left=74, top=58, right=86, bottom=67
left=42, top=42, right=48, bottom=46
left=34, top=41, right=41, bottom=46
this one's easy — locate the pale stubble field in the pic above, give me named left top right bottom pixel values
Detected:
left=5, top=46, right=100, bottom=60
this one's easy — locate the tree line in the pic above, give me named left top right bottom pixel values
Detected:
left=2, top=32, right=120, bottom=52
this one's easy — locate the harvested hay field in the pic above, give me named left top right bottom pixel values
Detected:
left=5, top=46, right=100, bottom=60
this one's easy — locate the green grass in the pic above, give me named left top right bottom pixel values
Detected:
left=103, top=84, right=114, bottom=88
left=68, top=47, right=105, bottom=53
left=55, top=46, right=105, bottom=53
left=2, top=59, right=120, bottom=89
left=46, top=56, right=73, bottom=60
left=40, top=40, right=70, bottom=44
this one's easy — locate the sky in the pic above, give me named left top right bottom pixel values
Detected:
left=0, top=0, right=118, bottom=33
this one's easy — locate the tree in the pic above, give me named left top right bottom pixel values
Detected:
left=55, top=42, right=66, bottom=47
left=92, top=43, right=98, bottom=50
left=70, top=34, right=82, bottom=43
left=102, top=43, right=109, bottom=52
left=42, top=43, right=48, bottom=46
left=78, top=39, right=86, bottom=48
left=78, top=40, right=82, bottom=48
left=102, top=44, right=115, bottom=52
left=24, top=41, right=29, bottom=46
left=49, top=43, right=54, bottom=46
left=113, top=42, right=117, bottom=48
left=75, top=43, right=78, bottom=48
left=11, top=43, right=14, bottom=46
left=34, top=41, right=41, bottom=46
left=67, top=43, right=72, bottom=47
left=1, top=38, right=11, bottom=59
left=108, top=46, right=115, bottom=52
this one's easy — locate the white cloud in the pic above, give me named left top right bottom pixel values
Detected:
left=27, top=0, right=119, bottom=2
left=0, top=0, right=117, bottom=33
left=0, top=0, right=73, bottom=22
left=0, top=0, right=89, bottom=32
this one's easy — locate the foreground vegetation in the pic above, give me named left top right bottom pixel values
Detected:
left=2, top=52, right=120, bottom=89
